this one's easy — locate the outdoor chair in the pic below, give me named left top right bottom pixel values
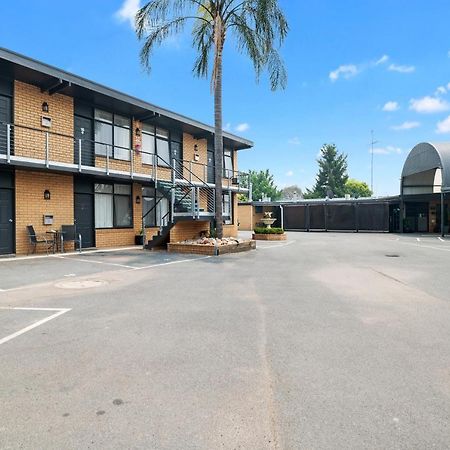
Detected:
left=27, top=225, right=54, bottom=255
left=61, top=225, right=82, bottom=253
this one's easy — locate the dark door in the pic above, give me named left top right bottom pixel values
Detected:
left=0, top=95, right=12, bottom=155
left=74, top=193, right=95, bottom=248
left=171, top=141, right=183, bottom=176
left=207, top=149, right=215, bottom=184
left=74, top=115, right=94, bottom=166
left=0, top=171, right=14, bottom=255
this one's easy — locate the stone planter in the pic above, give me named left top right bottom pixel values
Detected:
left=252, top=233, right=287, bottom=241
left=168, top=240, right=256, bottom=256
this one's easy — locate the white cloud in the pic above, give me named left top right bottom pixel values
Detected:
left=286, top=170, right=294, bottom=177
left=329, top=64, right=359, bottom=82
left=436, top=86, right=447, bottom=96
left=382, top=101, right=399, bottom=112
left=410, top=96, right=450, bottom=113
left=388, top=64, right=415, bottom=73
left=115, top=0, right=140, bottom=28
left=288, top=137, right=301, bottom=145
left=391, top=121, right=420, bottom=131
left=372, top=146, right=402, bottom=155
left=235, top=123, right=249, bottom=132
left=375, top=55, right=389, bottom=65
left=436, top=116, right=450, bottom=134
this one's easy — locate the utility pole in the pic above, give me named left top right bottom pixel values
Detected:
left=370, top=130, right=379, bottom=195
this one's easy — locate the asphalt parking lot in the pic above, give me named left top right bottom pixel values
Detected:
left=1, top=232, right=450, bottom=449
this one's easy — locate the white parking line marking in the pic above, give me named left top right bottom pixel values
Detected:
left=132, top=255, right=212, bottom=271
left=397, top=240, right=450, bottom=252
left=53, top=256, right=134, bottom=269
left=0, top=307, right=71, bottom=346
left=416, top=238, right=421, bottom=242
left=258, top=241, right=295, bottom=250
left=438, top=237, right=445, bottom=242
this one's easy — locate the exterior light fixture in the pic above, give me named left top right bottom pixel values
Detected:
left=136, top=195, right=141, bottom=204
left=194, top=143, right=200, bottom=161
left=44, top=189, right=51, bottom=200
left=135, top=127, right=141, bottom=137
left=42, top=102, right=49, bottom=113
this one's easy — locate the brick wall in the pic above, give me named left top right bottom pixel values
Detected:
left=14, top=81, right=74, bottom=164
left=15, top=170, right=74, bottom=255
left=237, top=204, right=253, bottom=231
left=169, top=220, right=210, bottom=242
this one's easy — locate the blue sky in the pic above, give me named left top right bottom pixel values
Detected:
left=1, top=0, right=450, bottom=195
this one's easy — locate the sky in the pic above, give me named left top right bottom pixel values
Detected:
left=1, top=0, right=450, bottom=196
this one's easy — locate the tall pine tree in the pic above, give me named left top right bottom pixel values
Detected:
left=306, top=144, right=348, bottom=198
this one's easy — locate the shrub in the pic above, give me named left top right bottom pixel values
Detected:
left=253, top=227, right=285, bottom=235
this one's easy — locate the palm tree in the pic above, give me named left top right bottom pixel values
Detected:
left=135, top=0, right=288, bottom=238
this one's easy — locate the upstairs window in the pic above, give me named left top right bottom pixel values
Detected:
left=222, top=192, right=233, bottom=225
left=223, top=149, right=233, bottom=178
left=140, top=125, right=170, bottom=167
left=94, top=109, right=131, bottom=161
left=141, top=123, right=156, bottom=165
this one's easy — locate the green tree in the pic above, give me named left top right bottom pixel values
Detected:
left=240, top=169, right=281, bottom=201
left=135, top=1, right=288, bottom=238
left=344, top=178, right=372, bottom=198
left=280, top=185, right=303, bottom=200
left=305, top=144, right=348, bottom=198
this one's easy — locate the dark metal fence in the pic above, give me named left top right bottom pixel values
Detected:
left=283, top=201, right=390, bottom=232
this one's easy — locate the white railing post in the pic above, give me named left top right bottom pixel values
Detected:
left=45, top=132, right=49, bottom=168
left=106, top=146, right=110, bottom=175
left=6, top=124, right=11, bottom=163
left=203, top=164, right=207, bottom=183
left=172, top=158, right=176, bottom=184
left=189, top=161, right=192, bottom=183
left=196, top=187, right=200, bottom=218
left=249, top=178, right=253, bottom=202
left=191, top=187, right=196, bottom=217
left=130, top=147, right=134, bottom=179
left=170, top=188, right=175, bottom=222
left=154, top=153, right=158, bottom=182
left=78, top=139, right=82, bottom=172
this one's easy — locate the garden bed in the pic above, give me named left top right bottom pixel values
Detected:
left=167, top=237, right=256, bottom=255
left=252, top=233, right=287, bottom=241
left=252, top=227, right=287, bottom=241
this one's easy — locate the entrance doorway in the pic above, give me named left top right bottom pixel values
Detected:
left=0, top=170, right=14, bottom=255
left=74, top=178, right=95, bottom=248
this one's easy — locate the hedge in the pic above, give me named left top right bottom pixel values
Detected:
left=253, top=227, right=285, bottom=235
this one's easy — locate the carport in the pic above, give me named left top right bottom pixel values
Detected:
left=401, top=142, right=450, bottom=236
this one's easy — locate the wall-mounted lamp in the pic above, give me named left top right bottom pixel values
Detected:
left=135, top=127, right=141, bottom=137
left=44, top=189, right=51, bottom=200
left=194, top=143, right=200, bottom=162
left=42, top=102, right=49, bottom=113
left=136, top=195, right=141, bottom=204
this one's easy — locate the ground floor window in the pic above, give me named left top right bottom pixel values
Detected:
left=94, top=183, right=132, bottom=228
left=223, top=192, right=233, bottom=225
left=142, top=187, right=170, bottom=227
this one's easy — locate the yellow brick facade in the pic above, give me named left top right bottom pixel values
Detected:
left=15, top=170, right=74, bottom=255
left=6, top=79, right=243, bottom=254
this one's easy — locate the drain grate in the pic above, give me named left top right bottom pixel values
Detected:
left=55, top=280, right=107, bottom=290
left=385, top=254, right=400, bottom=258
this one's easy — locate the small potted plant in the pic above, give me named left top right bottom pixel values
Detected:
left=135, top=229, right=145, bottom=245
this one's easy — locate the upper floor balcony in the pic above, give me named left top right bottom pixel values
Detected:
left=0, top=122, right=251, bottom=193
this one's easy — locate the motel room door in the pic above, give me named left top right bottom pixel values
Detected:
left=0, top=171, right=14, bottom=255
left=74, top=178, right=95, bottom=248
left=74, top=115, right=94, bottom=166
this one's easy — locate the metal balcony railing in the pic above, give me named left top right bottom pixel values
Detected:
left=0, top=121, right=251, bottom=194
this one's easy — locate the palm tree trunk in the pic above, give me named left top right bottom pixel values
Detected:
left=214, top=42, right=224, bottom=239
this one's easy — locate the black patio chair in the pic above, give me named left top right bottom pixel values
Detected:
left=61, top=225, right=82, bottom=253
left=27, top=225, right=54, bottom=255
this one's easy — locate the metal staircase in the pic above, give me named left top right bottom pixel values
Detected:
left=143, top=155, right=215, bottom=250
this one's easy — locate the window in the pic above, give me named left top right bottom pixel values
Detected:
left=95, top=183, right=132, bottom=228
left=94, top=109, right=131, bottom=161
left=140, top=125, right=171, bottom=166
left=224, top=149, right=233, bottom=178
left=222, top=192, right=233, bottom=225
left=156, top=128, right=170, bottom=166
left=142, top=187, right=170, bottom=227
left=141, top=124, right=156, bottom=165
